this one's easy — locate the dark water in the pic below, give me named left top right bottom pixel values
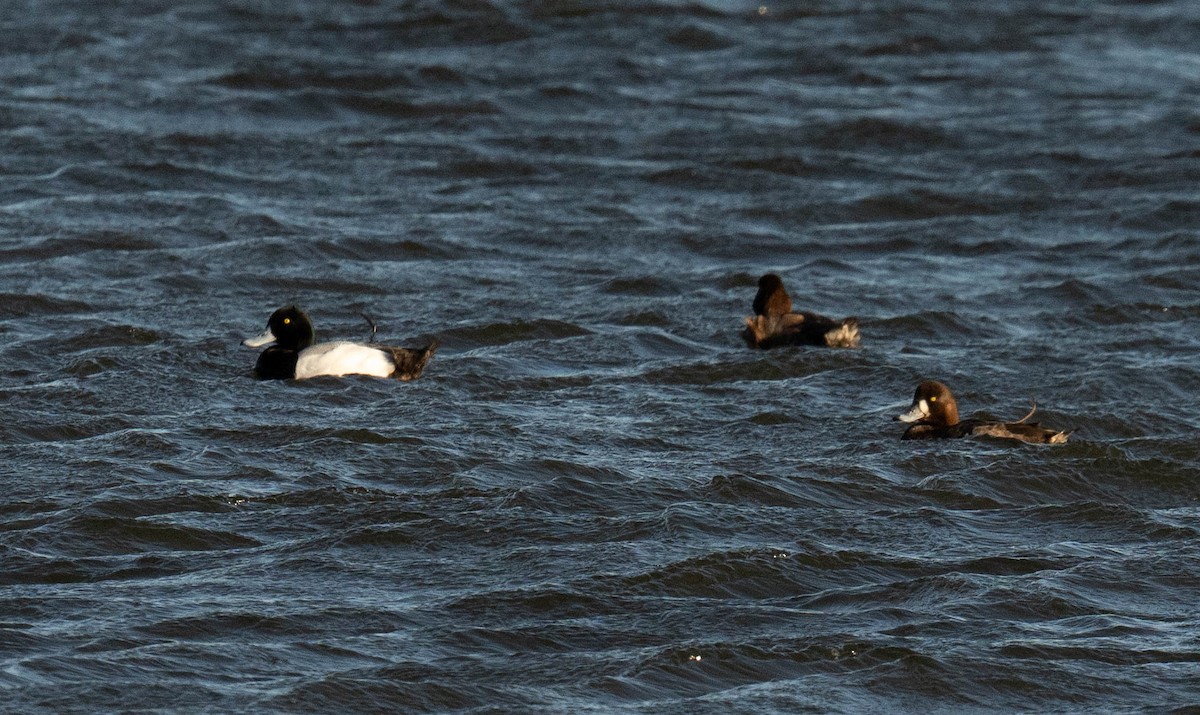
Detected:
left=2, top=0, right=1199, bottom=712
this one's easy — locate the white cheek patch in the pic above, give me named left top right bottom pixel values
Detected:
left=897, top=398, right=931, bottom=423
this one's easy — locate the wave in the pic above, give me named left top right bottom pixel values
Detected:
left=812, top=118, right=961, bottom=151
left=438, top=319, right=591, bottom=349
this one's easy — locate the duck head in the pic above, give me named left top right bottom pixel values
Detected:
left=752, top=273, right=793, bottom=316
left=895, top=380, right=960, bottom=427
left=243, top=305, right=316, bottom=351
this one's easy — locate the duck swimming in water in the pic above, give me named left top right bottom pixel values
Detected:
left=244, top=305, right=437, bottom=381
left=742, top=273, right=859, bottom=349
left=895, top=380, right=1069, bottom=444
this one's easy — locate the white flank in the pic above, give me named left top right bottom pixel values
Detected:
left=295, top=342, right=394, bottom=379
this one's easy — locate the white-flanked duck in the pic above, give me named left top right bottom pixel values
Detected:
left=244, top=306, right=437, bottom=381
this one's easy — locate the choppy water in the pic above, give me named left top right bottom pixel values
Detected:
left=2, top=1, right=1199, bottom=712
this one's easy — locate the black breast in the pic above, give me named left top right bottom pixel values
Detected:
left=253, top=347, right=299, bottom=380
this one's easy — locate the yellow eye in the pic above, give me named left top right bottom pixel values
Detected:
left=283, top=318, right=291, bottom=325
left=929, top=396, right=937, bottom=402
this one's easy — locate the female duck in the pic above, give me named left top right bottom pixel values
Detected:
left=895, top=380, right=1068, bottom=444
left=244, top=306, right=437, bottom=381
left=742, top=273, right=859, bottom=349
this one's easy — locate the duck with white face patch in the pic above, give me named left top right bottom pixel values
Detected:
left=896, top=380, right=1069, bottom=444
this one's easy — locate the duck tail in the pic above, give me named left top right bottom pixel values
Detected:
left=387, top=338, right=438, bottom=381
left=823, top=317, right=860, bottom=348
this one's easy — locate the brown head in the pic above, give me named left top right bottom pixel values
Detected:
left=895, top=380, right=960, bottom=427
left=752, top=273, right=793, bottom=316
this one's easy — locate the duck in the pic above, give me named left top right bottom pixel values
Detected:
left=895, top=380, right=1068, bottom=444
left=742, top=273, right=859, bottom=349
left=243, top=305, right=437, bottom=381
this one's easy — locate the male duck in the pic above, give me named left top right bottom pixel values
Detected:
left=244, top=306, right=437, bottom=381
left=895, top=380, right=1069, bottom=444
left=742, top=273, right=859, bottom=349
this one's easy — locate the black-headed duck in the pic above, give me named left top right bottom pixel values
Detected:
left=895, top=380, right=1068, bottom=444
left=742, top=273, right=859, bottom=349
left=244, top=306, right=437, bottom=381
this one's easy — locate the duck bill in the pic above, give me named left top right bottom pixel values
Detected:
left=243, top=328, right=277, bottom=348
left=895, top=399, right=930, bottom=423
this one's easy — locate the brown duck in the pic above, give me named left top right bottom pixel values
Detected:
left=742, top=273, right=859, bottom=349
left=895, top=380, right=1069, bottom=444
